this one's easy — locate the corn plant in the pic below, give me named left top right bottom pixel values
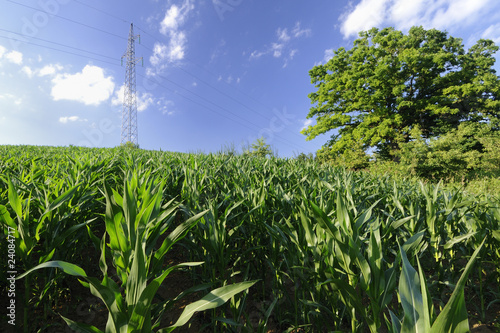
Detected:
left=2, top=145, right=499, bottom=332
left=1, top=174, right=96, bottom=331
left=16, top=171, right=257, bottom=332
left=388, top=239, right=485, bottom=333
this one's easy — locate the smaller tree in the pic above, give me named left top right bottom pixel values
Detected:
left=296, top=152, right=315, bottom=162
left=244, top=137, right=273, bottom=158
left=120, top=141, right=140, bottom=149
left=316, top=140, right=369, bottom=169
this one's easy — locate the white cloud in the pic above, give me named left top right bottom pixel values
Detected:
left=51, top=65, right=115, bottom=106
left=168, top=31, right=187, bottom=61
left=250, top=21, right=312, bottom=66
left=272, top=43, right=284, bottom=58
left=150, top=43, right=169, bottom=66
left=340, top=0, right=390, bottom=38
left=0, top=45, right=6, bottom=58
left=59, top=116, right=87, bottom=123
left=324, top=49, right=335, bottom=61
left=111, top=85, right=155, bottom=112
left=340, top=0, right=497, bottom=38
left=292, top=22, right=312, bottom=38
left=39, top=64, right=63, bottom=77
left=5, top=50, right=23, bottom=65
left=250, top=50, right=266, bottom=60
left=158, top=98, right=175, bottom=115
left=151, top=0, right=193, bottom=70
left=161, top=4, right=182, bottom=32
left=160, top=1, right=193, bottom=35
left=22, top=63, right=63, bottom=78
left=301, top=119, right=313, bottom=131
left=150, top=32, right=186, bottom=66
left=428, top=0, right=492, bottom=29
left=277, top=28, right=291, bottom=42
left=0, top=93, right=22, bottom=106
left=210, top=39, right=227, bottom=63
left=137, top=93, right=155, bottom=112
left=21, top=66, right=33, bottom=78
left=482, top=23, right=500, bottom=43
left=314, top=48, right=336, bottom=66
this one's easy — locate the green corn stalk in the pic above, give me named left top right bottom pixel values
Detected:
left=389, top=238, right=486, bottom=333
left=16, top=171, right=257, bottom=332
left=305, top=192, right=425, bottom=333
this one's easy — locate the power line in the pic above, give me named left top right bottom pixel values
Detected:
left=0, top=31, right=308, bottom=151
left=72, top=0, right=130, bottom=24
left=5, top=0, right=127, bottom=41
left=0, top=34, right=119, bottom=66
left=137, top=73, right=307, bottom=151
left=137, top=43, right=307, bottom=141
left=2, top=2, right=311, bottom=151
left=58, top=1, right=308, bottom=142
left=0, top=28, right=117, bottom=62
left=145, top=71, right=310, bottom=150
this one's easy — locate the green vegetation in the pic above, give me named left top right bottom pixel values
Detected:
left=303, top=26, right=500, bottom=166
left=303, top=26, right=500, bottom=197
left=120, top=141, right=140, bottom=149
left=243, top=137, right=274, bottom=158
left=1, top=145, right=499, bottom=332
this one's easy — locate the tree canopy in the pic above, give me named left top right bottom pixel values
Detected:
left=302, top=26, right=500, bottom=161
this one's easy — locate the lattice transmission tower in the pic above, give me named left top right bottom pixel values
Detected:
left=121, top=23, right=142, bottom=146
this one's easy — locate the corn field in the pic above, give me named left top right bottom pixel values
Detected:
left=0, top=145, right=499, bottom=332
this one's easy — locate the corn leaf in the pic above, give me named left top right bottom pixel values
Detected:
left=430, top=238, right=486, bottom=333
left=60, top=315, right=104, bottom=333
left=166, top=280, right=258, bottom=330
left=398, top=244, right=429, bottom=333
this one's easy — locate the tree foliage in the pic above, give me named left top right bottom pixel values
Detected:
left=121, top=141, right=140, bottom=149
left=302, top=26, right=500, bottom=160
left=396, top=122, right=500, bottom=180
left=244, top=137, right=273, bottom=158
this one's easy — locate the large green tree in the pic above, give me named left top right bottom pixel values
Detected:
left=302, top=26, right=500, bottom=160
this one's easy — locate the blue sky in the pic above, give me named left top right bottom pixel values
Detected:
left=1, top=0, right=499, bottom=157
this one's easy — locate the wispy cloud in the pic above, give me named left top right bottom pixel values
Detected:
left=482, top=23, right=500, bottom=43
left=112, top=84, right=171, bottom=113
left=21, top=66, right=33, bottom=78
left=291, top=22, right=312, bottom=38
left=157, top=97, right=175, bottom=115
left=249, top=22, right=312, bottom=67
left=59, top=116, right=87, bottom=124
left=340, top=0, right=498, bottom=39
left=39, top=64, right=63, bottom=76
left=277, top=27, right=291, bottom=42
left=0, top=93, right=22, bottom=106
left=314, top=48, right=336, bottom=66
left=0, top=46, right=23, bottom=65
left=5, top=50, right=23, bottom=65
left=51, top=65, right=115, bottom=106
left=22, top=63, right=63, bottom=78
left=301, top=118, right=313, bottom=131
left=159, top=1, right=193, bottom=33
left=150, top=0, right=193, bottom=71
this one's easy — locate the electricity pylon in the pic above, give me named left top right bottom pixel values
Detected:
left=121, top=23, right=142, bottom=147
